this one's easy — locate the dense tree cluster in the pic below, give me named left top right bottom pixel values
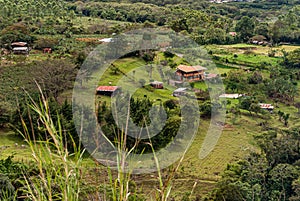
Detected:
left=96, top=96, right=182, bottom=153
left=209, top=129, right=300, bottom=201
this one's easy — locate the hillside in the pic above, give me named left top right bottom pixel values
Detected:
left=0, top=0, right=300, bottom=200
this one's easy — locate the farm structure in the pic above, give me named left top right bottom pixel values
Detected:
left=173, top=88, right=187, bottom=97
left=96, top=86, right=120, bottom=96
left=11, top=42, right=30, bottom=54
left=259, top=103, right=274, bottom=111
left=150, top=81, right=163, bottom=89
left=219, top=94, right=244, bottom=99
left=175, top=65, right=207, bottom=82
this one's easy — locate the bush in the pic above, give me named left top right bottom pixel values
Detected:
left=34, top=37, right=59, bottom=49
left=0, top=174, right=15, bottom=200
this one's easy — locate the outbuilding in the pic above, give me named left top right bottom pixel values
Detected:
left=150, top=81, right=163, bottom=89
left=173, top=88, right=187, bottom=97
left=96, top=86, right=120, bottom=96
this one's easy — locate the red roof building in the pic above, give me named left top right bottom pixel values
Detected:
left=259, top=103, right=274, bottom=110
left=96, top=86, right=120, bottom=96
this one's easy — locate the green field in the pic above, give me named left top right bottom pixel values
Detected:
left=0, top=130, right=32, bottom=161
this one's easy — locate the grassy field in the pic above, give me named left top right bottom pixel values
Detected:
left=209, top=43, right=300, bottom=56
left=0, top=129, right=32, bottom=161
left=206, top=43, right=300, bottom=68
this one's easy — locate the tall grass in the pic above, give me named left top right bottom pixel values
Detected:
left=15, top=88, right=191, bottom=200
left=18, top=90, right=84, bottom=201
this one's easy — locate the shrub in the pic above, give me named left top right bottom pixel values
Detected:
left=0, top=174, right=15, bottom=200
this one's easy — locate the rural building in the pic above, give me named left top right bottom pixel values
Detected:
left=205, top=73, right=218, bottom=80
left=99, top=38, right=113, bottom=43
left=96, top=86, right=120, bottom=96
left=229, top=32, right=237, bottom=37
left=259, top=103, right=274, bottom=111
left=173, top=88, right=187, bottom=97
left=150, top=81, right=163, bottom=89
left=11, top=42, right=30, bottom=54
left=43, top=47, right=52, bottom=54
left=175, top=65, right=207, bottom=82
left=219, top=94, right=244, bottom=99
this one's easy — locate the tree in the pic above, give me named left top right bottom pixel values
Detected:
left=0, top=101, right=12, bottom=128
left=235, top=16, right=255, bottom=42
left=204, top=27, right=226, bottom=44
left=248, top=71, right=263, bottom=84
left=283, top=113, right=290, bottom=127
left=30, top=59, right=77, bottom=100
left=0, top=174, right=15, bottom=200
left=284, top=48, right=300, bottom=68
left=254, top=23, right=270, bottom=39
left=249, top=103, right=261, bottom=116
left=269, top=164, right=299, bottom=200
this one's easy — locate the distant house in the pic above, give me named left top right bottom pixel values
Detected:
left=175, top=65, right=207, bottom=82
left=205, top=73, right=218, bottom=80
left=150, top=81, right=163, bottom=89
left=96, top=86, right=120, bottom=96
left=219, top=94, right=244, bottom=99
left=43, top=47, right=52, bottom=54
left=229, top=32, right=237, bottom=37
left=99, top=38, right=113, bottom=43
left=173, top=88, right=187, bottom=97
left=259, top=103, right=274, bottom=111
left=11, top=42, right=30, bottom=54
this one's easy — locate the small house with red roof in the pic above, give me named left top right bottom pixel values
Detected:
left=175, top=65, right=207, bottom=82
left=96, top=86, right=120, bottom=96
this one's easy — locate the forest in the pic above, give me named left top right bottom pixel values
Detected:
left=0, top=0, right=300, bottom=200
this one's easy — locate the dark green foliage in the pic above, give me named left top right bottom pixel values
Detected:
left=11, top=98, right=79, bottom=152
left=248, top=71, right=263, bottom=84
left=0, top=174, right=15, bottom=200
left=210, top=129, right=300, bottom=201
left=235, top=16, right=255, bottom=42
left=284, top=48, right=300, bottom=68
left=0, top=22, right=36, bottom=46
left=199, top=101, right=221, bottom=118
left=0, top=155, right=29, bottom=200
left=96, top=97, right=182, bottom=153
left=163, top=51, right=175, bottom=58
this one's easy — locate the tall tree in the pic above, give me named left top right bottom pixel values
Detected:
left=235, top=16, right=255, bottom=42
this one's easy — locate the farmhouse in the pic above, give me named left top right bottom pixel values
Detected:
left=150, top=81, right=163, bottom=89
left=173, top=88, right=187, bottom=97
left=175, top=65, right=207, bottom=82
left=11, top=42, right=30, bottom=54
left=96, top=86, right=120, bottom=96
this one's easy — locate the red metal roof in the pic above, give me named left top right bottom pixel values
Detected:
left=96, top=86, right=119, bottom=92
left=259, top=103, right=274, bottom=109
left=177, top=65, right=207, bottom=73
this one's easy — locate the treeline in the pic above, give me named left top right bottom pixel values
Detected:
left=67, top=1, right=300, bottom=44
left=68, top=0, right=300, bottom=20
left=1, top=0, right=300, bottom=46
